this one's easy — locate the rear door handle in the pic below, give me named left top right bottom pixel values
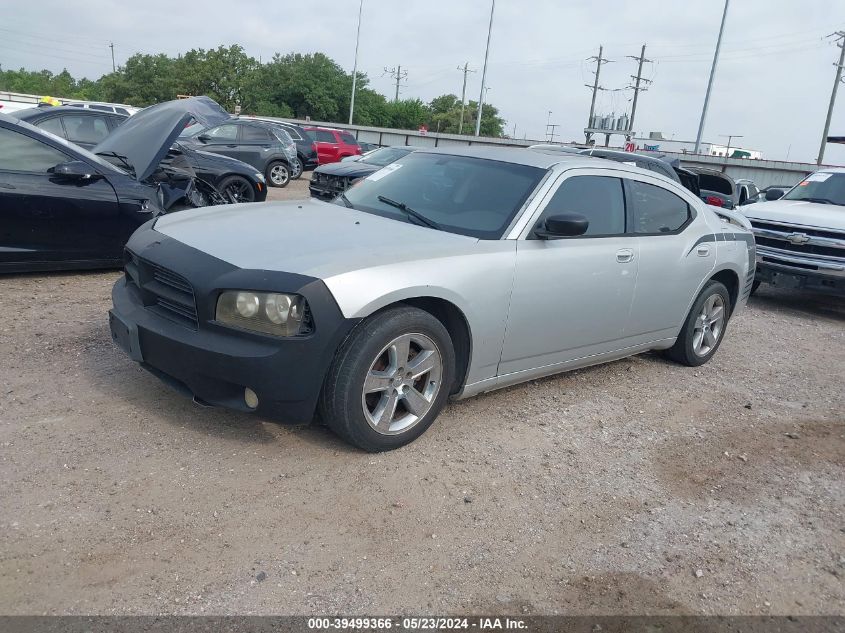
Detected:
left=697, top=245, right=711, bottom=257
left=616, top=248, right=635, bottom=263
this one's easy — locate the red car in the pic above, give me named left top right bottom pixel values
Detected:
left=304, top=126, right=362, bottom=164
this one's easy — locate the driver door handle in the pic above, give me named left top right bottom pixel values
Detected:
left=616, top=248, right=635, bottom=263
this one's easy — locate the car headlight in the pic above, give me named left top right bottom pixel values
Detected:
left=216, top=291, right=309, bottom=336
left=254, top=172, right=265, bottom=183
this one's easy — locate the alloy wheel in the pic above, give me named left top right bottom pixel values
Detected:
left=692, top=294, right=725, bottom=356
left=269, top=164, right=289, bottom=186
left=361, top=333, right=443, bottom=435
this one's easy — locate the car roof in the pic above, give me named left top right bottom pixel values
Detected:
left=412, top=145, right=626, bottom=170
left=11, top=105, right=128, bottom=119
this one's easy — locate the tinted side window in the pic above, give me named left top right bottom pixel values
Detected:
left=36, top=117, right=66, bottom=138
left=206, top=124, right=239, bottom=141
left=0, top=127, right=69, bottom=172
left=537, top=175, right=626, bottom=237
left=88, top=105, right=112, bottom=112
left=281, top=126, right=302, bottom=140
left=241, top=125, right=272, bottom=141
left=115, top=107, right=130, bottom=116
left=315, top=130, right=336, bottom=143
left=340, top=132, right=358, bottom=145
left=63, top=115, right=110, bottom=144
left=628, top=180, right=691, bottom=234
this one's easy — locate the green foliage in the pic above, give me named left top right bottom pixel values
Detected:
left=0, top=49, right=507, bottom=137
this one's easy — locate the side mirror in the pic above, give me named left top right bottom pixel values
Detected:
left=196, top=134, right=211, bottom=143
left=50, top=161, right=100, bottom=181
left=536, top=213, right=590, bottom=239
left=765, top=188, right=785, bottom=201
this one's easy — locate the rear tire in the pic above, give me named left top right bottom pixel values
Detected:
left=319, top=306, right=455, bottom=452
left=291, top=157, right=303, bottom=180
left=665, top=280, right=731, bottom=367
left=266, top=161, right=290, bottom=188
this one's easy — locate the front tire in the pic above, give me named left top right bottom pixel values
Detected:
left=218, top=175, right=256, bottom=203
left=665, top=280, right=731, bottom=367
left=266, top=161, right=290, bottom=188
left=319, top=306, right=455, bottom=452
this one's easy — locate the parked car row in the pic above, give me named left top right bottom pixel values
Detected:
left=0, top=97, right=268, bottom=272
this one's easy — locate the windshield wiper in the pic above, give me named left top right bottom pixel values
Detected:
left=336, top=192, right=354, bottom=208
left=96, top=151, right=135, bottom=177
left=377, top=195, right=440, bottom=230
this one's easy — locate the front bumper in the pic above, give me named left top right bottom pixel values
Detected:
left=309, top=174, right=351, bottom=200
left=755, top=247, right=845, bottom=295
left=108, top=222, right=358, bottom=423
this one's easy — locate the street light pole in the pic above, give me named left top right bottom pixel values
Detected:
left=475, top=0, right=496, bottom=137
left=694, top=0, right=730, bottom=154
left=348, top=0, right=364, bottom=125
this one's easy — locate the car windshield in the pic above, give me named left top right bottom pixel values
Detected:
left=337, top=152, right=546, bottom=239
left=179, top=122, right=204, bottom=138
left=359, top=147, right=413, bottom=167
left=783, top=173, right=845, bottom=206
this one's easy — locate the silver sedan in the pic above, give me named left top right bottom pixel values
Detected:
left=109, top=147, right=755, bottom=451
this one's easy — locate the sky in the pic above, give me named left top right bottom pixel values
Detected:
left=2, top=0, right=845, bottom=165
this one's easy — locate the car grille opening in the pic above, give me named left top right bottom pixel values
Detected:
left=755, top=236, right=844, bottom=259
left=124, top=250, right=198, bottom=329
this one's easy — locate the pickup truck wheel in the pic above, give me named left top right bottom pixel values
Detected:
left=319, top=306, right=455, bottom=452
left=665, top=280, right=731, bottom=367
left=266, top=161, right=290, bottom=188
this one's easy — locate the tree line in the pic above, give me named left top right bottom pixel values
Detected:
left=0, top=45, right=506, bottom=136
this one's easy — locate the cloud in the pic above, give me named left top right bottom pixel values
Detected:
left=3, top=0, right=844, bottom=163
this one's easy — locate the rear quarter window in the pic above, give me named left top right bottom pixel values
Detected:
left=340, top=132, right=358, bottom=145
left=628, top=180, right=692, bottom=234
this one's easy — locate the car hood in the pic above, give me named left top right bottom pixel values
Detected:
left=315, top=161, right=381, bottom=178
left=93, top=96, right=230, bottom=182
left=741, top=199, right=845, bottom=231
left=153, top=198, right=481, bottom=279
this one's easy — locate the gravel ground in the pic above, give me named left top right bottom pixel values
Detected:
left=1, top=175, right=844, bottom=615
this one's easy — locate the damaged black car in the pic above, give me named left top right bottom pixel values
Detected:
left=0, top=97, right=262, bottom=273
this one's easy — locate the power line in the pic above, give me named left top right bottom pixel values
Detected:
left=818, top=31, right=845, bottom=165
left=626, top=44, right=652, bottom=134
left=383, top=65, right=408, bottom=102
left=585, top=45, right=612, bottom=143
left=456, top=62, right=476, bottom=135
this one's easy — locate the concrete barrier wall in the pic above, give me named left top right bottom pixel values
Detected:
left=276, top=117, right=828, bottom=189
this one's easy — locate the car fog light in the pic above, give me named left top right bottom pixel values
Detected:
left=244, top=388, right=259, bottom=409
left=236, top=292, right=260, bottom=318
left=265, top=293, right=292, bottom=324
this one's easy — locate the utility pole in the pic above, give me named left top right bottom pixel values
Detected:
left=626, top=44, right=652, bottom=133
left=695, top=0, right=730, bottom=154
left=720, top=134, right=743, bottom=158
left=457, top=62, right=476, bottom=135
left=109, top=42, right=115, bottom=72
left=348, top=0, right=364, bottom=125
left=817, top=31, right=845, bottom=165
left=585, top=45, right=611, bottom=142
left=475, top=0, right=496, bottom=136
left=384, top=65, right=407, bottom=102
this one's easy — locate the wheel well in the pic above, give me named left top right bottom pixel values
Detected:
left=710, top=269, right=739, bottom=314
left=396, top=297, right=471, bottom=395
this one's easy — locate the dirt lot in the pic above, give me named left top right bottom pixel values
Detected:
left=1, top=176, right=844, bottom=615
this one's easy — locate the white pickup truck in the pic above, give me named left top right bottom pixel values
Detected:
left=740, top=168, right=845, bottom=295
